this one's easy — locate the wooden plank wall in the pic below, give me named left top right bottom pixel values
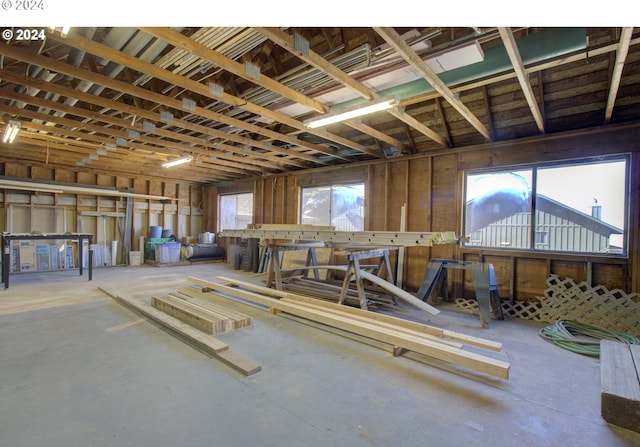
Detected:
left=210, top=124, right=640, bottom=302
left=0, top=162, right=204, bottom=258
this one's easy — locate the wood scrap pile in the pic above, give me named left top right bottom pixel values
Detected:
left=188, top=275, right=510, bottom=380
left=98, top=285, right=261, bottom=376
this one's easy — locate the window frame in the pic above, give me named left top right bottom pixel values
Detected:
left=299, top=182, right=365, bottom=231
left=217, top=192, right=254, bottom=232
left=462, top=154, right=630, bottom=258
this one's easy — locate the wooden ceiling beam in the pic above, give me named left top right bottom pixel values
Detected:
left=374, top=27, right=491, bottom=141
left=497, top=27, right=545, bottom=133
left=401, top=36, right=640, bottom=110
left=0, top=69, right=309, bottom=168
left=0, top=142, right=230, bottom=183
left=49, top=31, right=361, bottom=160
left=0, top=41, right=332, bottom=166
left=434, top=98, right=452, bottom=148
left=142, top=27, right=386, bottom=159
left=0, top=102, right=266, bottom=179
left=141, top=27, right=327, bottom=114
left=0, top=46, right=318, bottom=169
left=604, top=27, right=633, bottom=124
left=255, top=27, right=446, bottom=147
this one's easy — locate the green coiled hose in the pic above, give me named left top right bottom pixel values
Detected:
left=538, top=320, right=640, bottom=357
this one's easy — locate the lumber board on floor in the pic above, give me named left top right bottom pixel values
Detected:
left=99, top=286, right=228, bottom=352
left=600, top=340, right=640, bottom=432
left=215, top=350, right=262, bottom=376
left=278, top=296, right=464, bottom=349
left=215, top=276, right=502, bottom=352
left=151, top=295, right=224, bottom=335
left=187, top=276, right=509, bottom=379
left=98, top=285, right=261, bottom=376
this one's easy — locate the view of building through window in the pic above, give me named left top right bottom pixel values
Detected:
left=218, top=193, right=253, bottom=231
left=464, top=158, right=627, bottom=254
left=300, top=184, right=365, bottom=231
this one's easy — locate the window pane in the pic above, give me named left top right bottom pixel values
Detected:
left=332, top=184, right=364, bottom=230
left=536, top=161, right=626, bottom=254
left=301, top=186, right=331, bottom=226
left=300, top=183, right=365, bottom=230
left=219, top=193, right=253, bottom=231
left=235, top=193, right=254, bottom=230
left=464, top=171, right=532, bottom=249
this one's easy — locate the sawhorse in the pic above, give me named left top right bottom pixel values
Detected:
left=265, top=242, right=325, bottom=290
left=337, top=245, right=397, bottom=310
left=417, top=258, right=504, bottom=328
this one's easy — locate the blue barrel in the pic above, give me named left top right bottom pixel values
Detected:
left=149, top=226, right=163, bottom=238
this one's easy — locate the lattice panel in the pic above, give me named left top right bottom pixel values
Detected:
left=501, top=300, right=543, bottom=320
left=537, top=275, right=640, bottom=336
left=454, top=298, right=479, bottom=313
left=454, top=298, right=544, bottom=321
left=454, top=274, right=640, bottom=336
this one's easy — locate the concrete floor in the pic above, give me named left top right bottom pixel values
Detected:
left=0, top=262, right=639, bottom=447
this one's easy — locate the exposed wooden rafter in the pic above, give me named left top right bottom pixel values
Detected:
left=255, top=27, right=447, bottom=147
left=374, top=27, right=492, bottom=141
left=498, top=27, right=545, bottom=133
left=604, top=27, right=633, bottom=124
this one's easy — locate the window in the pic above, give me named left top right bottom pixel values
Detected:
left=464, top=156, right=627, bottom=255
left=300, top=183, right=365, bottom=231
left=218, top=193, right=253, bottom=231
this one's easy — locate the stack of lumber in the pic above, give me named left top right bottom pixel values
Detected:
left=98, top=285, right=261, bottom=376
left=268, top=264, right=440, bottom=316
left=600, top=340, right=640, bottom=433
left=283, top=277, right=396, bottom=307
left=151, top=290, right=252, bottom=335
left=188, top=276, right=510, bottom=380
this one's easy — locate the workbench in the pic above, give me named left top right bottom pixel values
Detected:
left=1, top=233, right=94, bottom=289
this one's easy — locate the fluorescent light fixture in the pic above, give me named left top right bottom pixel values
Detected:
left=304, top=96, right=398, bottom=129
left=162, top=156, right=193, bottom=168
left=2, top=120, right=21, bottom=143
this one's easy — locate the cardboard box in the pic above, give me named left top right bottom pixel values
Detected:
left=19, top=241, right=36, bottom=272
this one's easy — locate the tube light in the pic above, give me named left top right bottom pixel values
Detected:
left=2, top=121, right=21, bottom=144
left=304, top=96, right=398, bottom=129
left=162, top=156, right=193, bottom=168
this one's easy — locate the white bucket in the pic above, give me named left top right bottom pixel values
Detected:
left=129, top=251, right=142, bottom=266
